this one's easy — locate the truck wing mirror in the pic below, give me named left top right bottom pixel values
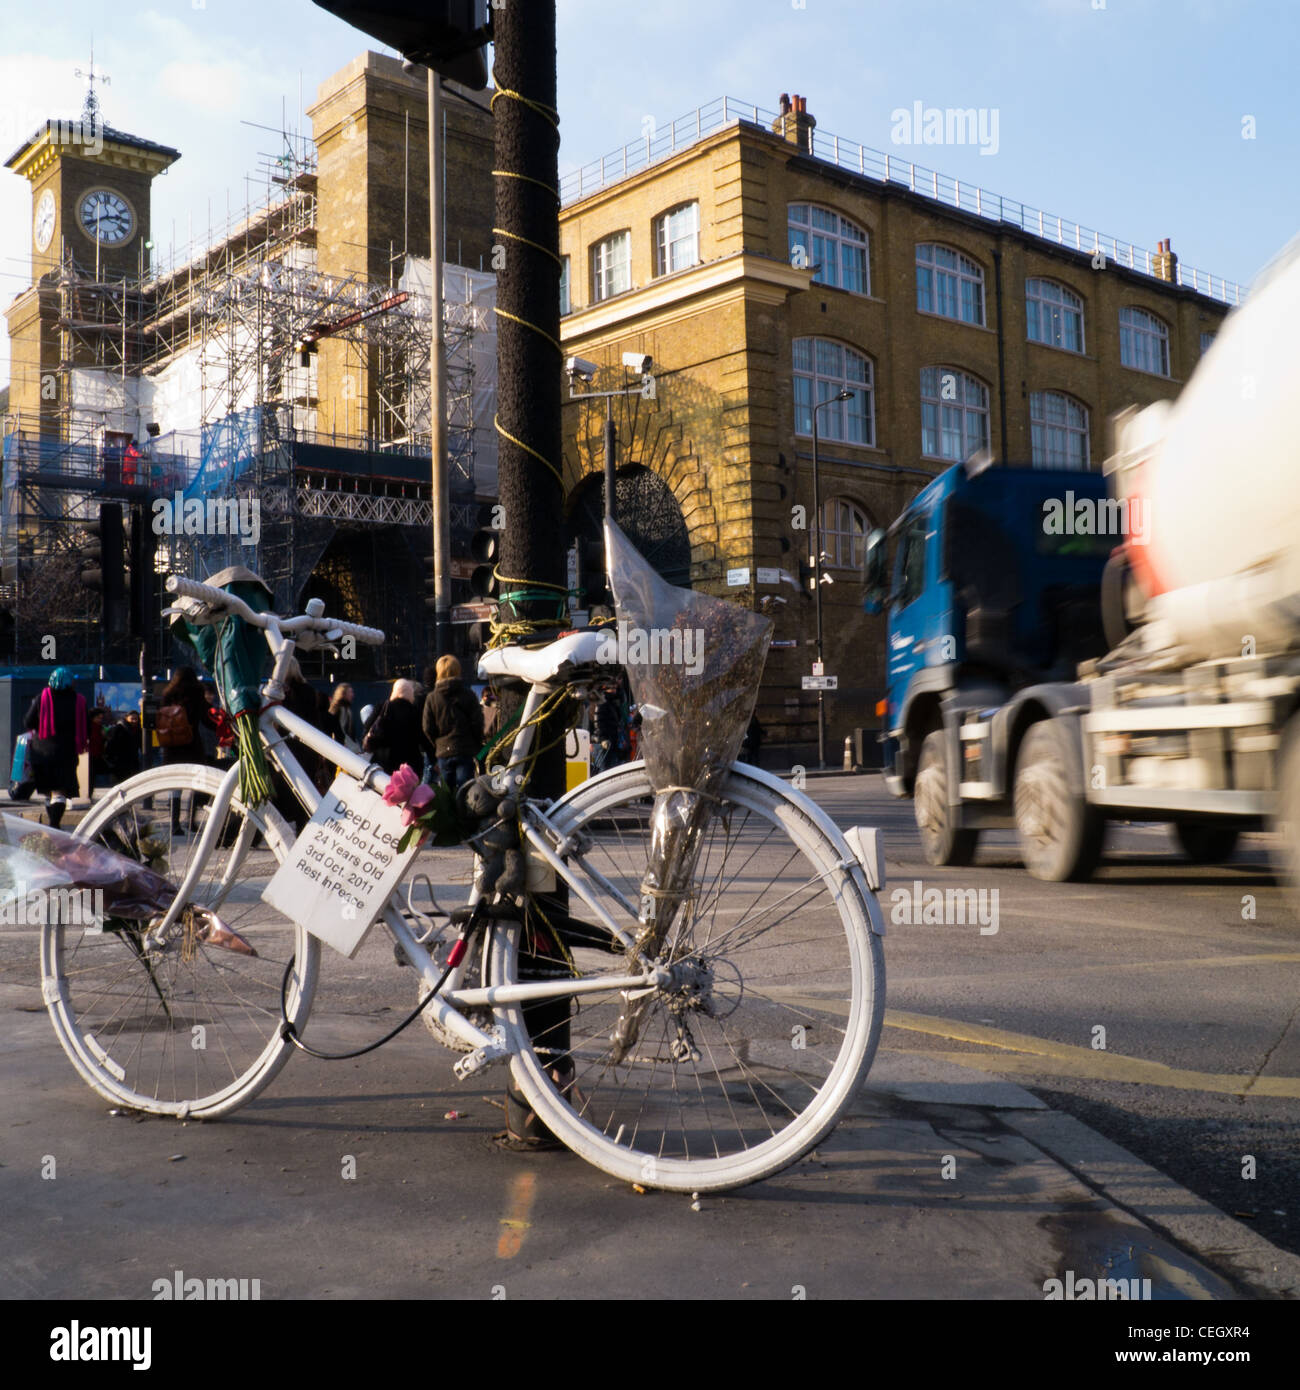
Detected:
left=863, top=527, right=889, bottom=614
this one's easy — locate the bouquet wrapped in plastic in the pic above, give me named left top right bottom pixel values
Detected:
left=0, top=813, right=176, bottom=921
left=0, top=813, right=257, bottom=955
left=603, top=519, right=773, bottom=1060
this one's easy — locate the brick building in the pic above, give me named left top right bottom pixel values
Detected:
left=556, top=94, right=1238, bottom=752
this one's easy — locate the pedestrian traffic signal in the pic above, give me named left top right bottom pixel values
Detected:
left=311, top=1, right=491, bottom=89
left=82, top=503, right=127, bottom=636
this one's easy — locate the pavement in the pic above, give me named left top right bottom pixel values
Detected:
left=2, top=771, right=1298, bottom=1302
left=2, top=983, right=1297, bottom=1301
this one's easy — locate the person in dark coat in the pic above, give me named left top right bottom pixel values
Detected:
left=158, top=667, right=208, bottom=832
left=330, top=684, right=357, bottom=748
left=365, top=679, right=430, bottom=777
left=22, top=667, right=88, bottom=828
left=422, top=655, right=484, bottom=791
left=741, top=712, right=764, bottom=768
left=591, top=688, right=623, bottom=775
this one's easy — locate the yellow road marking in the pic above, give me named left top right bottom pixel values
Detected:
left=885, top=1009, right=1300, bottom=1099
left=496, top=1172, right=536, bottom=1259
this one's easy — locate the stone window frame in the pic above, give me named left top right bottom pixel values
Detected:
left=916, top=242, right=986, bottom=326
left=788, top=203, right=870, bottom=296
left=1119, top=306, right=1170, bottom=377
left=792, top=336, right=876, bottom=447
left=590, top=229, right=632, bottom=304
left=653, top=201, right=701, bottom=277
left=821, top=496, right=873, bottom=572
left=1029, top=390, right=1091, bottom=469
left=1026, top=277, right=1086, bottom=354
left=919, top=365, right=990, bottom=462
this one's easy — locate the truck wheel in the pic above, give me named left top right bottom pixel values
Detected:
left=914, top=729, right=979, bottom=867
left=1172, top=823, right=1240, bottom=864
left=1014, top=719, right=1105, bottom=882
left=1273, top=720, right=1300, bottom=919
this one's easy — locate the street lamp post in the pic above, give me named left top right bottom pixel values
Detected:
left=811, top=389, right=852, bottom=769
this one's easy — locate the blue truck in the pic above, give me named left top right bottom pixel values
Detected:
left=863, top=457, right=1251, bottom=882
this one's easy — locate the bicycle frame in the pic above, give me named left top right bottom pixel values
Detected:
left=158, top=636, right=656, bottom=1074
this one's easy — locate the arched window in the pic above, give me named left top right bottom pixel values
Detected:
left=1026, top=278, right=1085, bottom=353
left=916, top=244, right=985, bottom=325
left=820, top=497, right=872, bottom=570
left=1030, top=391, right=1091, bottom=469
left=1119, top=307, right=1170, bottom=376
left=590, top=230, right=631, bottom=303
left=920, top=366, right=989, bottom=461
left=653, top=202, right=699, bottom=276
left=793, top=338, right=875, bottom=446
left=788, top=204, right=869, bottom=295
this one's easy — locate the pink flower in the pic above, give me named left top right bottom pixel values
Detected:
left=382, top=764, right=420, bottom=807
left=401, top=782, right=435, bottom=827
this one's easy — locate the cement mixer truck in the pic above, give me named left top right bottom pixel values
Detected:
left=866, top=237, right=1300, bottom=909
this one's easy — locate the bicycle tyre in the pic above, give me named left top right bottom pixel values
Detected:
left=487, top=761, right=885, bottom=1192
left=41, top=763, right=318, bottom=1118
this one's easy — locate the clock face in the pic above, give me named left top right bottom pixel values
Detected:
left=79, top=188, right=134, bottom=246
left=34, top=189, right=56, bottom=253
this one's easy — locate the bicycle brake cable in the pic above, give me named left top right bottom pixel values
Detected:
left=277, top=907, right=489, bottom=1060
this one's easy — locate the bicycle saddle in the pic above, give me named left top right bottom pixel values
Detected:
left=478, top=628, right=616, bottom=685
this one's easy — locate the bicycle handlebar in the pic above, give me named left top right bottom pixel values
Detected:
left=165, top=575, right=386, bottom=647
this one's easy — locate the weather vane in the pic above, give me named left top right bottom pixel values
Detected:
left=74, top=42, right=110, bottom=125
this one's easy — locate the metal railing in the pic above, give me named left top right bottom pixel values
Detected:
left=559, top=96, right=1246, bottom=306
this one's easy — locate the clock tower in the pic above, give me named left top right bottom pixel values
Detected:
left=6, top=69, right=178, bottom=281
left=3, top=66, right=179, bottom=434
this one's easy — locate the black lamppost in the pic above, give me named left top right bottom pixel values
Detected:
left=811, top=389, right=852, bottom=768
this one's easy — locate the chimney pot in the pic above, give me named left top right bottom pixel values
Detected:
left=780, top=93, right=790, bottom=114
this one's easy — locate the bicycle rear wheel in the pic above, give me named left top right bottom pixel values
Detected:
left=488, top=762, right=885, bottom=1192
left=41, top=764, right=317, bottom=1118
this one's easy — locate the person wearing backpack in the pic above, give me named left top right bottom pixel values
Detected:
left=157, top=666, right=207, bottom=833
left=21, top=667, right=88, bottom=828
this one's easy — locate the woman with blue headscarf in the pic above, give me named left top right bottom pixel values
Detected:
left=22, top=667, right=88, bottom=829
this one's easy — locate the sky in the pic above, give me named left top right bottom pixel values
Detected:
left=2, top=0, right=1298, bottom=387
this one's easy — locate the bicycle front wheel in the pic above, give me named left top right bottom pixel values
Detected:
left=41, top=763, right=318, bottom=1118
left=489, top=762, right=885, bottom=1192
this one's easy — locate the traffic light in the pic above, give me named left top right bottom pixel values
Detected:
left=126, top=503, right=158, bottom=641
left=82, top=503, right=127, bottom=636
left=469, top=502, right=501, bottom=601
left=577, top=536, right=610, bottom=610
left=311, top=1, right=491, bottom=89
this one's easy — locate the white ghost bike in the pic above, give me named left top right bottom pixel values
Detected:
left=41, top=576, right=886, bottom=1193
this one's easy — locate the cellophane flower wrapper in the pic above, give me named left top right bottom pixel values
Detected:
left=0, top=814, right=176, bottom=920
left=604, top=519, right=773, bottom=985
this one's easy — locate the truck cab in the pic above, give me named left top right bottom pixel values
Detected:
left=865, top=461, right=1112, bottom=863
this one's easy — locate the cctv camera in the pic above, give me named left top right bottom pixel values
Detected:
left=566, top=356, right=599, bottom=382
left=622, top=352, right=653, bottom=374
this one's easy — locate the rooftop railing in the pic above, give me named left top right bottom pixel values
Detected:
left=559, top=96, right=1246, bottom=306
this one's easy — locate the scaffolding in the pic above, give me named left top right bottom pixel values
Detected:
left=2, top=137, right=496, bottom=675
